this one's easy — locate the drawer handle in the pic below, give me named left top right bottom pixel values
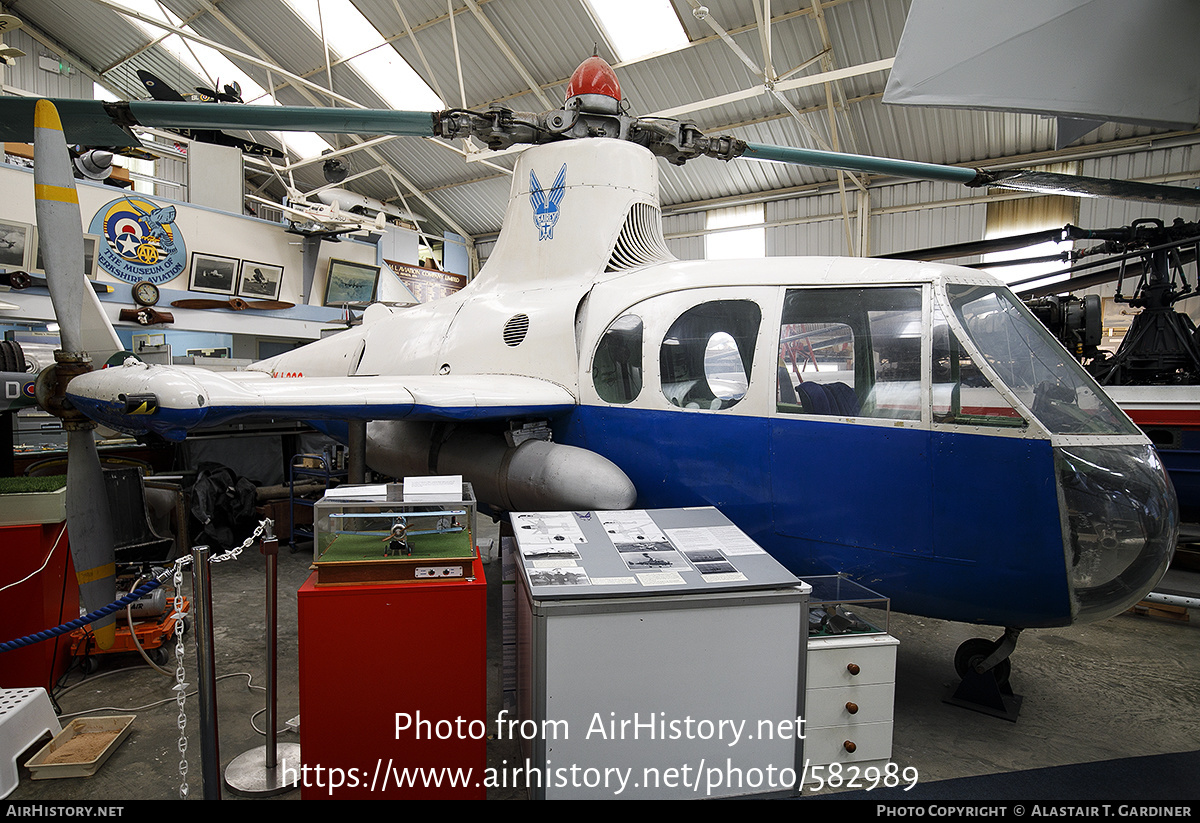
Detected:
left=843, top=740, right=856, bottom=753
left=847, top=663, right=860, bottom=675
left=845, top=701, right=859, bottom=715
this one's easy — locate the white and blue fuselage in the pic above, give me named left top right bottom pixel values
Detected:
left=68, top=138, right=1176, bottom=629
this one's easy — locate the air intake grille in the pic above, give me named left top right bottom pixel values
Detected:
left=606, top=203, right=675, bottom=272
left=503, top=314, right=530, bottom=346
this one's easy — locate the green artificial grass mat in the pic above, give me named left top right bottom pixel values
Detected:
left=0, top=475, right=68, bottom=495
left=318, top=529, right=473, bottom=562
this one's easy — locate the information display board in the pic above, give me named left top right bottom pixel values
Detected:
left=512, top=507, right=808, bottom=799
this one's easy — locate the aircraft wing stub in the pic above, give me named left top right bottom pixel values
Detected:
left=65, top=363, right=577, bottom=441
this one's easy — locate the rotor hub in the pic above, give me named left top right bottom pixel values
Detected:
left=564, top=55, right=622, bottom=115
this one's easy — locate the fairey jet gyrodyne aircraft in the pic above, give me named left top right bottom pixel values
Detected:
left=9, top=57, right=1180, bottom=676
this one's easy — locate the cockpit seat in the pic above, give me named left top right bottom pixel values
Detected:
left=796, top=381, right=860, bottom=416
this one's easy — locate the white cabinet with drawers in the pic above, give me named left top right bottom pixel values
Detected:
left=802, top=577, right=898, bottom=769
left=805, top=632, right=899, bottom=766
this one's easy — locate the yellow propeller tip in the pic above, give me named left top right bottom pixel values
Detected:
left=33, top=99, right=64, bottom=133
left=93, top=622, right=116, bottom=651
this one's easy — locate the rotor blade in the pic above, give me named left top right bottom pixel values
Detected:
left=1014, top=244, right=1200, bottom=299
left=0, top=98, right=438, bottom=147
left=1013, top=261, right=1132, bottom=299
left=741, top=142, right=1200, bottom=208
left=878, top=227, right=1072, bottom=261
left=34, top=100, right=118, bottom=650
left=978, top=169, right=1200, bottom=207
left=742, top=141, right=978, bottom=184
left=966, top=251, right=1072, bottom=270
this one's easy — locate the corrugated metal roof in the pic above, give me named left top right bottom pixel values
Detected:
left=5, top=0, right=1197, bottom=245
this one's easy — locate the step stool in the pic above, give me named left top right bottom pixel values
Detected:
left=0, top=688, right=61, bottom=799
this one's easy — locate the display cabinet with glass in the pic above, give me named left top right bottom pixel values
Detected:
left=312, top=482, right=478, bottom=585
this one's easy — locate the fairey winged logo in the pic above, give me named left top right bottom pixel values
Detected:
left=530, top=164, right=567, bottom=241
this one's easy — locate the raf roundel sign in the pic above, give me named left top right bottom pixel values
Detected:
left=88, top=196, right=188, bottom=286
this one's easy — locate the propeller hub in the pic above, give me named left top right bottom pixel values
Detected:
left=35, top=351, right=97, bottom=430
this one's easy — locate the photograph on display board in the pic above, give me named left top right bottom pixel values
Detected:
left=324, top=258, right=380, bottom=306
left=0, top=220, right=30, bottom=270
left=30, top=229, right=102, bottom=278
left=237, top=260, right=284, bottom=300
left=189, top=252, right=239, bottom=294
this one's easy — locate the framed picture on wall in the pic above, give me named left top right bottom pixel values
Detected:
left=0, top=220, right=31, bottom=270
left=237, top=260, right=284, bottom=300
left=189, top=252, right=239, bottom=294
left=324, top=258, right=380, bottom=306
left=29, top=229, right=102, bottom=278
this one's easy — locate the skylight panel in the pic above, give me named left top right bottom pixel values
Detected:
left=112, top=1, right=333, bottom=160
left=282, top=0, right=444, bottom=109
left=348, top=46, right=445, bottom=110
left=585, top=0, right=689, bottom=62
left=270, top=130, right=331, bottom=160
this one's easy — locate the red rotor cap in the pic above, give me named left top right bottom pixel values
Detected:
left=565, top=56, right=622, bottom=103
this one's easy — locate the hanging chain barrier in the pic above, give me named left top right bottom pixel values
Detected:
left=156, top=520, right=272, bottom=799
left=171, top=518, right=270, bottom=798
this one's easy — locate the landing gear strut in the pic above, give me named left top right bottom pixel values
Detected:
left=943, top=628, right=1023, bottom=721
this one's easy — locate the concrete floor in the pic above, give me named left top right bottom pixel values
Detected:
left=5, top=518, right=1200, bottom=802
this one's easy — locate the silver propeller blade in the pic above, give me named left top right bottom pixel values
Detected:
left=64, top=429, right=117, bottom=649
left=33, top=99, right=118, bottom=650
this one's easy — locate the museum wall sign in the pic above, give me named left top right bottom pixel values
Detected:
left=88, top=195, right=188, bottom=286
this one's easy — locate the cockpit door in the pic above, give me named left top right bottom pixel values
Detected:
left=769, top=286, right=934, bottom=560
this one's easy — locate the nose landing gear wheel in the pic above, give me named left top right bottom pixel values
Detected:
left=944, top=636, right=1023, bottom=721
left=954, top=637, right=1012, bottom=689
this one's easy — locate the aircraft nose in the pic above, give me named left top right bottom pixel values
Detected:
left=1056, top=444, right=1177, bottom=623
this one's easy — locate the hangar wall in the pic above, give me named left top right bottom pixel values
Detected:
left=0, top=162, right=436, bottom=312
left=0, top=25, right=91, bottom=99
left=667, top=143, right=1199, bottom=267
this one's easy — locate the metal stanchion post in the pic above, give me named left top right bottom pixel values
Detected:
left=225, top=523, right=301, bottom=796
left=348, top=419, right=366, bottom=484
left=191, top=544, right=222, bottom=801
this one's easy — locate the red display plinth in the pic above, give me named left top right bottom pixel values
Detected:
left=0, top=522, right=76, bottom=690
left=297, top=555, right=487, bottom=799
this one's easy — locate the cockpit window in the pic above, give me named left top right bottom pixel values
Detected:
left=661, top=301, right=760, bottom=410
left=945, top=284, right=1138, bottom=435
left=933, top=302, right=1026, bottom=427
left=777, top=287, right=922, bottom=420
left=593, top=314, right=643, bottom=404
